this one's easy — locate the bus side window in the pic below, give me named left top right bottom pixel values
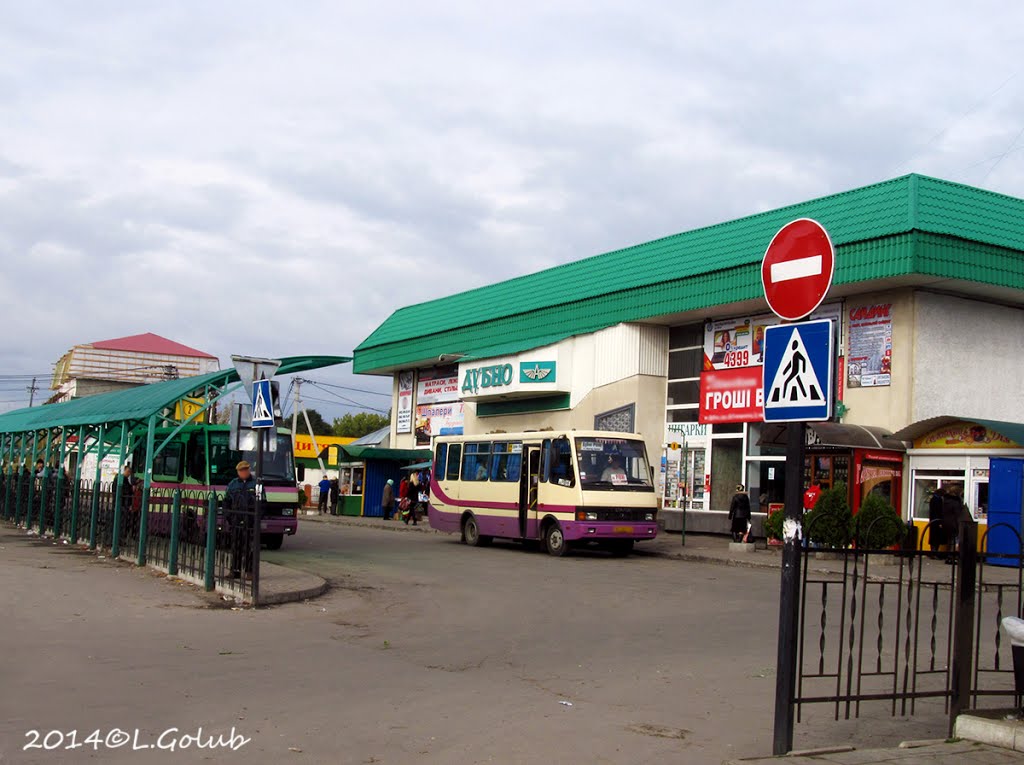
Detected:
left=541, top=439, right=551, bottom=482
left=434, top=443, right=448, bottom=479
left=446, top=444, right=462, bottom=481
left=462, top=443, right=491, bottom=482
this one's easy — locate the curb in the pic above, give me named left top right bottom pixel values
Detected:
left=955, top=711, right=1024, bottom=752
left=258, top=578, right=329, bottom=606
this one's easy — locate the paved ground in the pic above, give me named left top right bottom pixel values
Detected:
left=730, top=740, right=1024, bottom=764
left=1, top=520, right=1017, bottom=764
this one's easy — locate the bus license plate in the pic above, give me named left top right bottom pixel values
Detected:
left=613, top=525, right=634, bottom=534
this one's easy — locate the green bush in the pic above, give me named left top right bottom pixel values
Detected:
left=850, top=493, right=906, bottom=549
left=297, top=488, right=308, bottom=508
left=764, top=508, right=785, bottom=541
left=805, top=483, right=851, bottom=549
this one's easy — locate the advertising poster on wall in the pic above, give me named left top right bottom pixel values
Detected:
left=416, top=366, right=460, bottom=404
left=414, top=402, right=465, bottom=446
left=396, top=371, right=415, bottom=433
left=703, top=303, right=841, bottom=371
left=847, top=304, right=892, bottom=388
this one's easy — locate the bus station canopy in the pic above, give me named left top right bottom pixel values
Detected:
left=335, top=445, right=432, bottom=463
left=0, top=355, right=351, bottom=435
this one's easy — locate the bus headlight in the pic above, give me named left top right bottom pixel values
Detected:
left=645, top=513, right=654, bottom=521
left=585, top=512, right=598, bottom=521
left=282, top=508, right=294, bottom=517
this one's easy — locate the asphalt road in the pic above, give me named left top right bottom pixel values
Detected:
left=1, top=522, right=950, bottom=765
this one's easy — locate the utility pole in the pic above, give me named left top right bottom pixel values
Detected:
left=27, top=377, right=39, bottom=407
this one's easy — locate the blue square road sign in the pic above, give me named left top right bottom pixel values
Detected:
left=251, top=378, right=276, bottom=429
left=762, top=319, right=834, bottom=422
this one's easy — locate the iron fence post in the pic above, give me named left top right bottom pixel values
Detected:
left=773, top=422, right=806, bottom=756
left=14, top=435, right=26, bottom=524
left=3, top=435, right=13, bottom=520
left=204, top=492, right=216, bottom=591
left=950, top=519, right=978, bottom=734
left=53, top=427, right=67, bottom=538
left=168, top=490, right=181, bottom=577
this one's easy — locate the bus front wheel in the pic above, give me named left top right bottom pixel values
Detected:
left=462, top=516, right=491, bottom=547
left=544, top=523, right=569, bottom=557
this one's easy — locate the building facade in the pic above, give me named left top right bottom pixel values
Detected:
left=354, top=174, right=1024, bottom=534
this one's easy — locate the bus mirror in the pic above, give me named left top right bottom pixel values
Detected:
left=296, top=465, right=305, bottom=483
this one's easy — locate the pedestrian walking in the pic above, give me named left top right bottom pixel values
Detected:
left=403, top=473, right=420, bottom=525
left=941, top=483, right=972, bottom=564
left=318, top=475, right=330, bottom=514
left=382, top=478, right=395, bottom=520
left=728, top=484, right=752, bottom=542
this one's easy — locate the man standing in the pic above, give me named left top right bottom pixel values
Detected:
left=928, top=484, right=949, bottom=558
left=728, top=484, right=752, bottom=542
left=382, top=479, right=395, bottom=520
left=318, top=475, right=331, bottom=514
left=225, top=461, right=257, bottom=578
left=941, top=483, right=972, bottom=564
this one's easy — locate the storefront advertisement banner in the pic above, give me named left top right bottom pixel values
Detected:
left=396, top=370, right=414, bottom=434
left=698, top=367, right=764, bottom=424
left=414, top=402, right=465, bottom=446
left=665, top=422, right=710, bottom=443
left=847, top=304, right=892, bottom=388
left=914, top=422, right=1020, bottom=450
left=416, top=366, right=460, bottom=404
left=703, top=303, right=841, bottom=371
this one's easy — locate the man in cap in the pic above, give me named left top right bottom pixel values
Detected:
left=224, top=461, right=256, bottom=578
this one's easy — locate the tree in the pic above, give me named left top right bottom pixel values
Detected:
left=333, top=411, right=390, bottom=438
left=303, top=408, right=334, bottom=437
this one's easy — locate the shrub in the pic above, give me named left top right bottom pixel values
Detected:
left=764, top=507, right=785, bottom=541
left=805, top=483, right=851, bottom=549
left=850, top=493, right=906, bottom=549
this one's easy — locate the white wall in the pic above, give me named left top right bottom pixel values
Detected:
left=912, top=292, right=1024, bottom=422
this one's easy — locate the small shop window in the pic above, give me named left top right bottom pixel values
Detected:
left=667, top=380, right=701, bottom=406
left=669, top=324, right=703, bottom=350
left=462, top=442, right=492, bottom=482
left=668, top=347, right=703, bottom=380
left=446, top=444, right=462, bottom=481
left=667, top=408, right=699, bottom=423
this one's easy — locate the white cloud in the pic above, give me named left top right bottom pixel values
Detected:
left=0, top=1, right=1022, bottom=413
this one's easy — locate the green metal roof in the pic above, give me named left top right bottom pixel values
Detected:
left=354, top=174, right=1024, bottom=374
left=340, top=445, right=432, bottom=462
left=0, top=355, right=351, bottom=435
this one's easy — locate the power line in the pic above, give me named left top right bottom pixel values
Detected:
left=299, top=393, right=390, bottom=415
left=298, top=378, right=392, bottom=398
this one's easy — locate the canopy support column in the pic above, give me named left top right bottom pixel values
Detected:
left=26, top=432, right=39, bottom=531
left=53, top=427, right=68, bottom=538
left=69, top=426, right=86, bottom=543
left=14, top=435, right=27, bottom=524
left=88, top=424, right=106, bottom=550
left=38, top=429, right=53, bottom=535
left=3, top=435, right=13, bottom=520
left=136, top=415, right=156, bottom=566
left=111, top=422, right=129, bottom=558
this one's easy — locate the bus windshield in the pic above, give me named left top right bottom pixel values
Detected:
left=209, top=432, right=295, bottom=484
left=575, top=437, right=653, bottom=492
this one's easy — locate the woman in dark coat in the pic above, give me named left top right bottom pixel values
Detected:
left=728, top=484, right=752, bottom=542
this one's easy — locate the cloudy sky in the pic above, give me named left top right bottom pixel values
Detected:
left=1, top=2, right=1022, bottom=416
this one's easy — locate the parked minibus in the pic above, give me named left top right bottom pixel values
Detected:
left=429, top=431, right=658, bottom=556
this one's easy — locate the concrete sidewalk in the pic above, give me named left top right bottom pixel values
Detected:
left=729, top=740, right=1024, bottom=764
left=1, top=522, right=327, bottom=606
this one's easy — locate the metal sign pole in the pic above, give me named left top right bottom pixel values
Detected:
left=252, top=426, right=263, bottom=607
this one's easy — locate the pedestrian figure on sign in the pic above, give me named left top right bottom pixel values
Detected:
left=382, top=479, right=395, bottom=520
left=728, top=484, right=752, bottom=542
left=318, top=475, right=330, bottom=514
left=224, top=460, right=256, bottom=578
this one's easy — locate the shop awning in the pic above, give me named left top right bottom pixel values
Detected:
left=401, top=461, right=433, bottom=471
left=339, top=445, right=433, bottom=462
left=758, top=422, right=907, bottom=451
left=891, top=417, right=1024, bottom=446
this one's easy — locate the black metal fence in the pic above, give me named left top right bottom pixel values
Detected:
left=792, top=517, right=1020, bottom=739
left=1, top=475, right=261, bottom=605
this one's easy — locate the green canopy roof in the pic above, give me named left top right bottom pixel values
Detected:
left=339, top=445, right=432, bottom=462
left=0, top=355, right=351, bottom=435
left=354, top=174, right=1024, bottom=374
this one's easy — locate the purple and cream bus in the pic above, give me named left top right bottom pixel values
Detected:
left=429, top=431, right=658, bottom=557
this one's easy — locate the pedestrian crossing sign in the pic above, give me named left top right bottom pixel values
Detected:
left=762, top=319, right=834, bottom=422
left=251, top=378, right=275, bottom=428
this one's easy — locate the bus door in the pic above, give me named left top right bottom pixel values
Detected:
left=519, top=447, right=541, bottom=538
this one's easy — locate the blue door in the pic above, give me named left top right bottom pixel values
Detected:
left=986, top=458, right=1024, bottom=567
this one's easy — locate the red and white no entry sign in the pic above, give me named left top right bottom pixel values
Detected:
left=760, top=218, right=835, bottom=321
